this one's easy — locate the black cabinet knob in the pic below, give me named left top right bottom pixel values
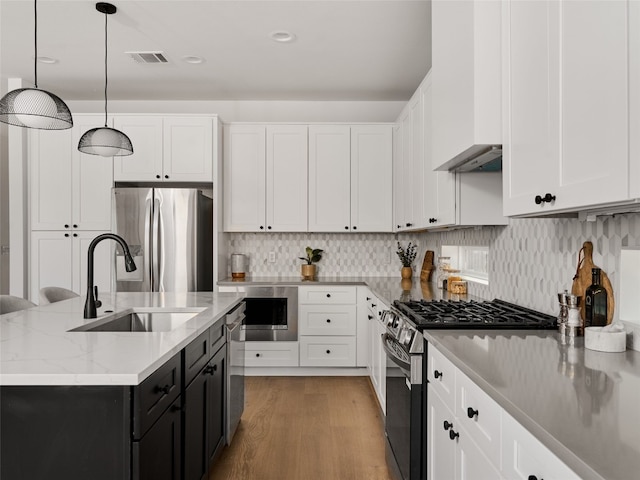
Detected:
left=527, top=476, right=542, bottom=480
left=443, top=421, right=453, bottom=431
left=73, top=233, right=77, bottom=237
left=267, top=226, right=272, bottom=230
left=544, top=193, right=556, bottom=203
left=345, top=226, right=349, bottom=230
left=406, top=222, right=413, bottom=227
left=467, top=407, right=479, bottom=419
left=157, top=385, right=171, bottom=395
left=170, top=404, right=182, bottom=412
left=397, top=225, right=401, bottom=229
left=366, top=297, right=371, bottom=301
left=156, top=175, right=161, bottom=179
left=164, top=175, right=169, bottom=179
left=256, top=353, right=261, bottom=357
left=204, top=365, right=215, bottom=375
left=449, top=429, right=459, bottom=441
left=326, top=318, right=331, bottom=323
left=371, top=303, right=376, bottom=308
left=353, top=226, right=357, bottom=230
left=434, top=370, right=443, bottom=379
left=368, top=315, right=373, bottom=320
left=73, top=224, right=78, bottom=228
left=259, top=226, right=264, bottom=230
left=326, top=350, right=331, bottom=354
left=64, top=224, right=69, bottom=228
left=326, top=294, right=331, bottom=298
left=64, top=233, right=69, bottom=237
left=429, top=218, right=437, bottom=223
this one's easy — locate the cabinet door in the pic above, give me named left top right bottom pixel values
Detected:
left=502, top=0, right=561, bottom=216
left=113, top=116, right=163, bottom=181
left=631, top=0, right=640, bottom=198
left=426, top=386, right=456, bottom=480
left=400, top=104, right=415, bottom=229
left=163, top=117, right=213, bottom=182
left=206, top=347, right=226, bottom=466
left=72, top=115, right=113, bottom=230
left=265, top=125, right=308, bottom=232
left=133, top=397, right=182, bottom=480
left=30, top=129, right=73, bottom=230
left=223, top=125, right=266, bottom=232
left=184, top=367, right=209, bottom=480
left=350, top=125, right=393, bottom=232
left=74, top=231, right=112, bottom=296
left=392, top=123, right=405, bottom=231
left=30, top=232, right=74, bottom=302
left=308, top=125, right=351, bottom=232
left=457, top=424, right=502, bottom=480
left=372, top=319, right=386, bottom=413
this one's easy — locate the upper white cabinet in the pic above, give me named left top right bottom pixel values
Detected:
left=223, top=124, right=308, bottom=232
left=113, top=115, right=214, bottom=182
left=308, top=124, right=393, bottom=233
left=30, top=114, right=113, bottom=231
left=503, top=0, right=630, bottom=216
left=431, top=0, right=501, bottom=171
left=394, top=72, right=506, bottom=232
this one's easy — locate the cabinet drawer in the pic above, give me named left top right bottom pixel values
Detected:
left=502, top=411, right=580, bottom=480
left=299, top=305, right=356, bottom=336
left=299, top=336, right=356, bottom=367
left=245, top=341, right=299, bottom=367
left=184, top=330, right=210, bottom=387
left=298, top=286, right=357, bottom=304
left=427, top=344, right=456, bottom=406
left=133, top=352, right=182, bottom=440
left=456, top=369, right=502, bottom=468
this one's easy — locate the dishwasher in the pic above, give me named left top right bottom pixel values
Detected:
left=226, top=301, right=246, bottom=444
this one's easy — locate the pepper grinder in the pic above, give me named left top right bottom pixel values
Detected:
left=566, top=294, right=583, bottom=337
left=557, top=290, right=569, bottom=336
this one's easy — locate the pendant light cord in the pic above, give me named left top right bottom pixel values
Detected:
left=33, top=0, right=38, bottom=88
left=103, top=11, right=108, bottom=127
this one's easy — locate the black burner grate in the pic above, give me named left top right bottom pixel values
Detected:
left=393, top=299, right=557, bottom=330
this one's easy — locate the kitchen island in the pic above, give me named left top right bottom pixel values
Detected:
left=1, top=291, right=244, bottom=480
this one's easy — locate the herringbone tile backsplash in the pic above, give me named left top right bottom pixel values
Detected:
left=227, top=213, right=640, bottom=317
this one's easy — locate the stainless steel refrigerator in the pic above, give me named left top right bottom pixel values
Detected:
left=112, top=187, right=213, bottom=292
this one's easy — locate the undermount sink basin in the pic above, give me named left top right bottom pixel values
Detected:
left=70, top=310, right=202, bottom=333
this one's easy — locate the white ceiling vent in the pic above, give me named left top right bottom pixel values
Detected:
left=126, top=51, right=169, bottom=64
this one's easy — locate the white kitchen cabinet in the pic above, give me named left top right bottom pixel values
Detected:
left=30, top=114, right=113, bottom=231
left=30, top=230, right=111, bottom=302
left=308, top=125, right=351, bottom=231
left=502, top=0, right=630, bottom=216
left=298, top=286, right=357, bottom=367
left=367, top=297, right=387, bottom=413
left=223, top=124, right=307, bottom=232
left=394, top=72, right=506, bottom=232
left=113, top=115, right=214, bottom=182
left=350, top=125, right=393, bottom=232
left=309, top=125, right=392, bottom=232
left=431, top=0, right=501, bottom=171
left=630, top=1, right=640, bottom=199
left=245, top=341, right=299, bottom=367
left=502, top=411, right=580, bottom=480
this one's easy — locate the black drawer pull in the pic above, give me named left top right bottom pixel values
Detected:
left=256, top=353, right=261, bottom=357
left=326, top=350, right=331, bottom=354
left=326, top=294, right=331, bottom=298
left=371, top=303, right=376, bottom=308
left=467, top=407, right=479, bottom=419
left=326, top=318, right=331, bottom=323
left=366, top=297, right=371, bottom=301
left=527, top=476, right=543, bottom=480
left=443, top=421, right=453, bottom=431
left=155, top=385, right=171, bottom=395
left=156, top=175, right=161, bottom=179
left=434, top=370, right=443, bottom=379
left=204, top=365, right=216, bottom=375
left=368, top=315, right=373, bottom=320
left=449, top=429, right=459, bottom=441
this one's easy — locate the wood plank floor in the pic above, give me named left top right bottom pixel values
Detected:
left=209, top=376, right=392, bottom=480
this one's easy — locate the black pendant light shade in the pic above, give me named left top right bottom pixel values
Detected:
left=78, top=2, right=133, bottom=157
left=78, top=126, right=133, bottom=156
left=0, top=0, right=73, bottom=130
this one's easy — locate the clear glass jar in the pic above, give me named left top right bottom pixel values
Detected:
left=436, top=256, right=451, bottom=289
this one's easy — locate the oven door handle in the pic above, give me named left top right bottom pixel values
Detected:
left=381, top=333, right=411, bottom=373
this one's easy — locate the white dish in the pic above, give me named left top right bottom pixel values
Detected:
left=584, top=326, right=626, bottom=353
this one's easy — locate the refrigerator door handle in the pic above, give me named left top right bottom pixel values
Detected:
left=144, top=193, right=154, bottom=291
left=152, top=194, right=163, bottom=292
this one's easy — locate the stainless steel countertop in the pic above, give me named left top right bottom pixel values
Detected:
left=424, top=330, right=640, bottom=480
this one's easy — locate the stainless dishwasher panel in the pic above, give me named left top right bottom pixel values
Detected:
left=226, top=301, right=245, bottom=444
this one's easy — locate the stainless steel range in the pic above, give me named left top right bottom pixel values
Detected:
left=381, top=298, right=557, bottom=480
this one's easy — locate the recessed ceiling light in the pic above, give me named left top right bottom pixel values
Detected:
left=270, top=31, right=296, bottom=43
left=36, top=56, right=57, bottom=64
left=182, top=55, right=204, bottom=65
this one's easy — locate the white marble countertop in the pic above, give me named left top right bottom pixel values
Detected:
left=0, top=292, right=243, bottom=386
left=425, top=330, right=640, bottom=480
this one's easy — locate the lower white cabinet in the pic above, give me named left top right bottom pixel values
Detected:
left=299, top=336, right=356, bottom=367
left=502, top=412, right=581, bottom=480
left=245, top=341, right=299, bottom=367
left=30, top=231, right=111, bottom=302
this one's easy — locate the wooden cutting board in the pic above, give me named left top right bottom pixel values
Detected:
left=420, top=250, right=435, bottom=282
left=571, top=241, right=614, bottom=325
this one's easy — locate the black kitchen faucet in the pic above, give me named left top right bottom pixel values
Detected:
left=84, top=233, right=136, bottom=319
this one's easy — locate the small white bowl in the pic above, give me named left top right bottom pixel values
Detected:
left=584, top=326, right=626, bottom=353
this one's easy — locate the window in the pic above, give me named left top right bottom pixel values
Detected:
left=441, top=245, right=489, bottom=285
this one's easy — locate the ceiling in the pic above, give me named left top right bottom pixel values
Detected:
left=0, top=0, right=431, bottom=102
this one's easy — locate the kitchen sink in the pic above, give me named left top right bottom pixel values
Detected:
left=70, top=310, right=203, bottom=333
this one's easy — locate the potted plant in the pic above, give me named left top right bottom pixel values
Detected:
left=396, top=241, right=417, bottom=279
left=299, top=246, right=323, bottom=280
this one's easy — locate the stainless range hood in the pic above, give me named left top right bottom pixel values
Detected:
left=437, top=144, right=502, bottom=172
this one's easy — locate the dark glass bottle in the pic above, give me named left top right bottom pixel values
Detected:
left=585, top=268, right=607, bottom=326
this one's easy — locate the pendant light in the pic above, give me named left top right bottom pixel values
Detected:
left=78, top=2, right=133, bottom=156
left=0, top=0, right=73, bottom=130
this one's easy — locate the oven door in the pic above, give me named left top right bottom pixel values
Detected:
left=382, top=333, right=425, bottom=480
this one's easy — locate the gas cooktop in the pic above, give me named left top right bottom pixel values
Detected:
left=393, top=299, right=557, bottom=330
